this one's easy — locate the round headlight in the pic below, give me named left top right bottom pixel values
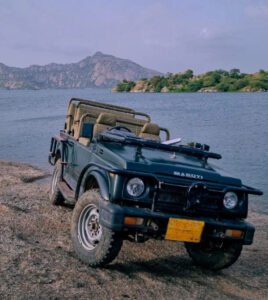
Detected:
left=126, top=177, right=145, bottom=197
left=223, top=192, right=238, bottom=209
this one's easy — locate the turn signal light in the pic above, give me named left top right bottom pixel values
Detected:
left=124, top=217, right=144, bottom=225
left=225, top=229, right=244, bottom=238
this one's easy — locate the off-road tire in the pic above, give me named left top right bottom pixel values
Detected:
left=49, top=160, right=64, bottom=205
left=71, top=190, right=123, bottom=267
left=185, top=240, right=243, bottom=271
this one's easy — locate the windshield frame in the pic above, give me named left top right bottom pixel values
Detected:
left=97, top=130, right=222, bottom=160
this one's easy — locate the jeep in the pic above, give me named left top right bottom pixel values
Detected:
left=48, top=98, right=262, bottom=270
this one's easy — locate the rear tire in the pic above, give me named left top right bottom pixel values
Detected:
left=49, top=160, right=64, bottom=205
left=185, top=240, right=242, bottom=271
left=71, top=190, right=123, bottom=267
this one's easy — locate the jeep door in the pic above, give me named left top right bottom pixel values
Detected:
left=63, top=137, right=93, bottom=190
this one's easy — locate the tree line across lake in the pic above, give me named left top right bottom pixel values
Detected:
left=114, top=69, right=268, bottom=93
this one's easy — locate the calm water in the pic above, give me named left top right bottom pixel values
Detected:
left=0, top=89, right=267, bottom=212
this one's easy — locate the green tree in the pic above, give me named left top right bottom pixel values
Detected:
left=185, top=80, right=203, bottom=92
left=233, top=78, right=249, bottom=90
left=116, top=80, right=135, bottom=92
left=184, top=69, right=194, bottom=79
left=217, top=81, right=229, bottom=92
left=230, top=69, right=241, bottom=79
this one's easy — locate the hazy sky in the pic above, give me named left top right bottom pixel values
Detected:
left=1, top=0, right=268, bottom=73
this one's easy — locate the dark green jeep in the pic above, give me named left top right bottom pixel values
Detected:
left=48, top=98, right=262, bottom=270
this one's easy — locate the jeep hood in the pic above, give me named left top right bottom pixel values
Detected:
left=100, top=142, right=242, bottom=186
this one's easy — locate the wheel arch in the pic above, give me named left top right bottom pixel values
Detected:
left=55, top=149, right=62, bottom=162
left=49, top=137, right=63, bottom=166
left=76, top=166, right=110, bottom=201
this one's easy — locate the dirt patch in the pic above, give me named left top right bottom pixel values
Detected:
left=0, top=161, right=267, bottom=299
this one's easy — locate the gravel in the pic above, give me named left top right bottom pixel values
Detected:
left=0, top=160, right=267, bottom=300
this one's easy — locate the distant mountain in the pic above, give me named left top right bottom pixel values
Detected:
left=0, top=52, right=161, bottom=89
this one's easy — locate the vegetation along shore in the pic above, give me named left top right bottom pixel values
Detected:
left=113, top=69, right=268, bottom=93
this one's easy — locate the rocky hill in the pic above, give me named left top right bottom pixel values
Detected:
left=0, top=52, right=161, bottom=89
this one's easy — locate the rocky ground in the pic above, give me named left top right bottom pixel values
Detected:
left=0, top=160, right=267, bottom=300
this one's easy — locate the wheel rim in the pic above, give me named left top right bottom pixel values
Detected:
left=78, top=204, right=103, bottom=250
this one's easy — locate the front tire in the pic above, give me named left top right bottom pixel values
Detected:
left=49, top=160, right=64, bottom=205
left=71, top=190, right=123, bottom=267
left=185, top=240, right=242, bottom=271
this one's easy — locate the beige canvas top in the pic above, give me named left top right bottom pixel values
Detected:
left=64, top=98, right=170, bottom=146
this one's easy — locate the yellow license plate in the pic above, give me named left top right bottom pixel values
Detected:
left=165, top=218, right=205, bottom=243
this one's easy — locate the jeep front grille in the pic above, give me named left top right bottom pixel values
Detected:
left=152, top=181, right=222, bottom=214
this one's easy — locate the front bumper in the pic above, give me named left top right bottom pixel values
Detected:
left=99, top=201, right=255, bottom=245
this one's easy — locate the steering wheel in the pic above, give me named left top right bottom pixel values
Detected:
left=108, top=126, right=132, bottom=133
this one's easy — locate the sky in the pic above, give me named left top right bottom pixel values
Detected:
left=0, top=0, right=268, bottom=74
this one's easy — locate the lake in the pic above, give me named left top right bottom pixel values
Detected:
left=0, top=89, right=267, bottom=213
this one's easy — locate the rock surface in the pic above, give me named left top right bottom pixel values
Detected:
left=0, top=160, right=267, bottom=299
left=0, top=52, right=161, bottom=89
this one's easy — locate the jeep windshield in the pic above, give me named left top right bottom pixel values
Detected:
left=98, top=129, right=222, bottom=160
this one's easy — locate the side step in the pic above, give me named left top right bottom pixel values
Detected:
left=58, top=181, right=75, bottom=204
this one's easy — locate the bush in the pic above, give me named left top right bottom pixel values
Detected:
left=116, top=80, right=135, bottom=92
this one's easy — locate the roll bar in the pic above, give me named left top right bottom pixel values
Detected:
left=67, top=98, right=151, bottom=122
left=160, top=127, right=170, bottom=141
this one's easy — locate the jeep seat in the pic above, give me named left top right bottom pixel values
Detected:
left=93, top=113, right=116, bottom=136
left=65, top=102, right=77, bottom=133
left=139, top=123, right=161, bottom=141
left=77, top=114, right=95, bottom=146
